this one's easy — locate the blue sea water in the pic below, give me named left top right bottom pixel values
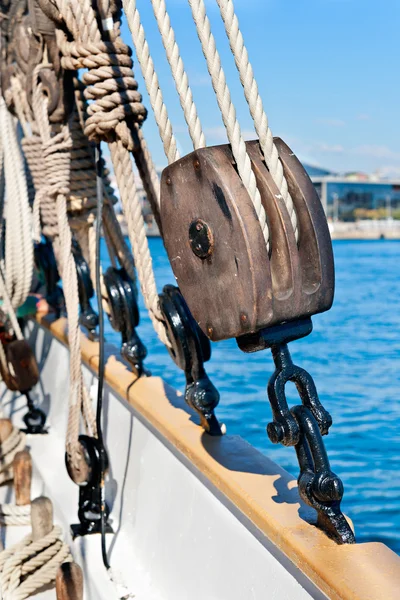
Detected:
left=101, top=238, right=400, bottom=554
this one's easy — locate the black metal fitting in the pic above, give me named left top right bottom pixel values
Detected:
left=103, top=266, right=148, bottom=377
left=238, top=318, right=353, bottom=544
left=267, top=340, right=332, bottom=447
left=34, top=239, right=65, bottom=316
left=292, top=405, right=355, bottom=544
left=68, top=435, right=112, bottom=538
left=72, top=242, right=99, bottom=340
left=22, top=392, right=47, bottom=434
left=159, top=285, right=222, bottom=436
left=72, top=240, right=101, bottom=340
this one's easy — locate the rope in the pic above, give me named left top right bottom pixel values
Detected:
left=123, top=0, right=179, bottom=164
left=0, top=96, right=33, bottom=309
left=187, top=0, right=270, bottom=249
left=0, top=428, right=26, bottom=486
left=0, top=525, right=71, bottom=600
left=215, top=0, right=298, bottom=239
left=0, top=504, right=31, bottom=527
left=150, top=0, right=206, bottom=150
left=51, top=0, right=171, bottom=347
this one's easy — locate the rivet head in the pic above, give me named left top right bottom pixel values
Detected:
left=193, top=158, right=200, bottom=170
left=207, top=325, right=213, bottom=338
left=189, top=219, right=214, bottom=259
left=240, top=313, right=247, bottom=323
left=166, top=176, right=172, bottom=186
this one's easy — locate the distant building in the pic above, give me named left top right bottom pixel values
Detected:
left=305, top=164, right=400, bottom=220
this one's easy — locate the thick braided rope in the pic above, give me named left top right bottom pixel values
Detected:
left=0, top=525, right=71, bottom=600
left=150, top=0, right=205, bottom=150
left=0, top=97, right=33, bottom=309
left=0, top=429, right=26, bottom=485
left=187, top=0, right=270, bottom=249
left=123, top=0, right=179, bottom=164
left=32, top=79, right=97, bottom=462
left=52, top=0, right=171, bottom=347
left=215, top=0, right=298, bottom=240
left=0, top=504, right=31, bottom=527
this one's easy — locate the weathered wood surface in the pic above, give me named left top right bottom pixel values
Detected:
left=0, top=340, right=39, bottom=392
left=31, top=496, right=53, bottom=541
left=160, top=138, right=334, bottom=342
left=56, top=562, right=84, bottom=600
left=13, top=449, right=32, bottom=506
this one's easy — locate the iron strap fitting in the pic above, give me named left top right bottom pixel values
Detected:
left=159, top=285, right=223, bottom=436
left=260, top=330, right=355, bottom=544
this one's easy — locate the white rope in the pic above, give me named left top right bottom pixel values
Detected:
left=0, top=97, right=33, bottom=310
left=0, top=504, right=31, bottom=527
left=150, top=0, right=206, bottom=150
left=187, top=0, right=270, bottom=249
left=123, top=0, right=180, bottom=164
left=215, top=0, right=298, bottom=240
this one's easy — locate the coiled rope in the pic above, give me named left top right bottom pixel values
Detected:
left=0, top=526, right=71, bottom=599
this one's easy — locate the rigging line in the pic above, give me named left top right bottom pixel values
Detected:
left=187, top=0, right=270, bottom=250
left=95, top=142, right=110, bottom=571
left=123, top=0, right=180, bottom=164
left=215, top=0, right=298, bottom=240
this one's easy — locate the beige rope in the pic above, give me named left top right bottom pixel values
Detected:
left=187, top=0, right=270, bottom=249
left=0, top=525, right=71, bottom=599
left=215, top=0, right=298, bottom=239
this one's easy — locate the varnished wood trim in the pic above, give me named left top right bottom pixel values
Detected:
left=36, top=315, right=400, bottom=600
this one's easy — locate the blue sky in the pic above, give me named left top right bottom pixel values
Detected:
left=120, top=0, right=400, bottom=176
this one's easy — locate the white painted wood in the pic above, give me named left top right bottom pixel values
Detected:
left=0, top=323, right=325, bottom=600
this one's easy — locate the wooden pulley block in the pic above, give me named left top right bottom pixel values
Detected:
left=160, top=138, right=334, bottom=343
left=0, top=340, right=39, bottom=393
